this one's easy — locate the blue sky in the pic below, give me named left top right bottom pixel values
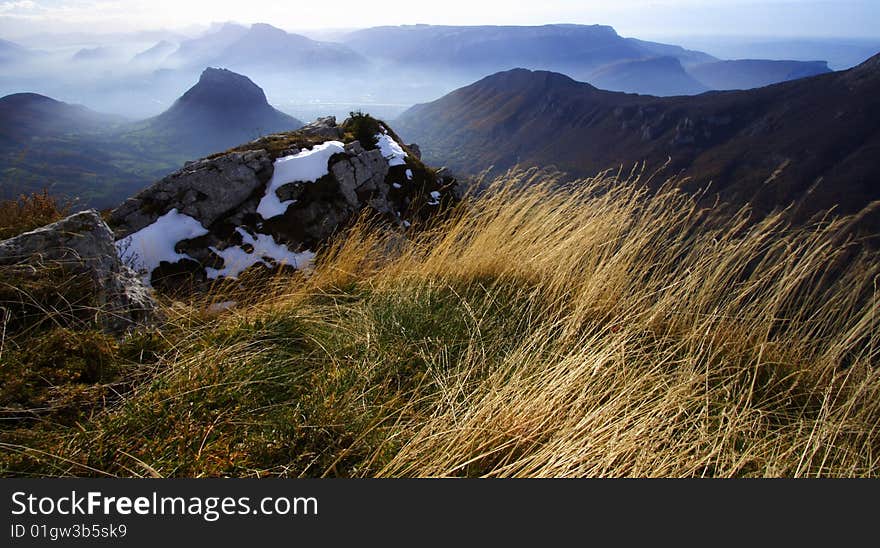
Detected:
left=0, top=0, right=878, bottom=38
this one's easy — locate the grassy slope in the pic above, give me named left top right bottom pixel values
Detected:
left=1, top=170, right=878, bottom=477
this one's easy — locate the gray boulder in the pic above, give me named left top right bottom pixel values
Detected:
left=110, top=149, right=273, bottom=238
left=299, top=116, right=344, bottom=139
left=0, top=210, right=156, bottom=334
left=330, top=144, right=390, bottom=208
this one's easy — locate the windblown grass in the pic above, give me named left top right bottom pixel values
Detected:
left=2, top=170, right=878, bottom=477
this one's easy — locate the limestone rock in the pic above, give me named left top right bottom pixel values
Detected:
left=0, top=210, right=156, bottom=333
left=330, top=145, right=390, bottom=208
left=110, top=149, right=273, bottom=238
left=106, top=119, right=458, bottom=288
left=299, top=116, right=344, bottom=139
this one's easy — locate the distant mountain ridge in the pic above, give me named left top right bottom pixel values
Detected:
left=341, top=24, right=839, bottom=96
left=0, top=92, right=122, bottom=144
left=396, top=54, right=880, bottom=229
left=0, top=68, right=304, bottom=206
left=689, top=59, right=833, bottom=90
left=343, top=24, right=711, bottom=77
left=165, top=23, right=366, bottom=73
left=589, top=57, right=710, bottom=96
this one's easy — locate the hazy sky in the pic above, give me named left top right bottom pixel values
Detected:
left=1, top=0, right=879, bottom=39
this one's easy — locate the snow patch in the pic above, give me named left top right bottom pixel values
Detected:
left=375, top=128, right=407, bottom=167
left=406, top=169, right=413, bottom=180
left=116, top=208, right=209, bottom=281
left=206, top=228, right=315, bottom=280
left=257, top=141, right=346, bottom=219
left=392, top=183, right=402, bottom=189
left=427, top=190, right=441, bottom=206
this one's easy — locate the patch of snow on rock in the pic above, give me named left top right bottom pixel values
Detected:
left=375, top=127, right=407, bottom=167
left=257, top=141, right=346, bottom=219
left=206, top=228, right=315, bottom=279
left=116, top=208, right=209, bottom=281
left=406, top=169, right=413, bottom=180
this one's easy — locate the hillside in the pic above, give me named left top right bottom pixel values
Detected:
left=0, top=93, right=157, bottom=204
left=0, top=92, right=123, bottom=144
left=396, top=54, right=880, bottom=228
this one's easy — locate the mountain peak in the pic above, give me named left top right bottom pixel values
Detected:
left=147, top=68, right=302, bottom=157
left=182, top=67, right=269, bottom=108
left=478, top=68, right=588, bottom=92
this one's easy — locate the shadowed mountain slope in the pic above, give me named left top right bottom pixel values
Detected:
left=397, top=54, right=880, bottom=227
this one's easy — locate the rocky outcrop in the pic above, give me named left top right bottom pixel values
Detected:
left=0, top=210, right=156, bottom=333
left=109, top=116, right=458, bottom=288
left=110, top=149, right=274, bottom=236
left=299, top=116, right=344, bottom=140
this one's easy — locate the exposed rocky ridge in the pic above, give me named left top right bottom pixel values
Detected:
left=110, top=150, right=274, bottom=236
left=0, top=210, right=156, bottom=334
left=109, top=116, right=458, bottom=289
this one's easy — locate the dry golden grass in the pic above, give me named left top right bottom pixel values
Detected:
left=0, top=189, right=71, bottom=241
left=2, top=170, right=878, bottom=477
left=316, top=169, right=880, bottom=477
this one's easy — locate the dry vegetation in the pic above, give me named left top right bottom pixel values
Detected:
left=2, top=170, right=878, bottom=477
left=0, top=190, right=71, bottom=240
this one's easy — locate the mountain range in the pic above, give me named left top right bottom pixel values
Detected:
left=0, top=68, right=302, bottom=206
left=1, top=23, right=839, bottom=119
left=165, top=22, right=365, bottom=73
left=341, top=24, right=832, bottom=96
left=396, top=53, right=880, bottom=230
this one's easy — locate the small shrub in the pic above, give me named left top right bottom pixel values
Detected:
left=342, top=111, right=381, bottom=150
left=0, top=190, right=72, bottom=240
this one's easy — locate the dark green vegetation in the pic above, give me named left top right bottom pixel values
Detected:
left=0, top=278, right=513, bottom=476
left=345, top=110, right=382, bottom=149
